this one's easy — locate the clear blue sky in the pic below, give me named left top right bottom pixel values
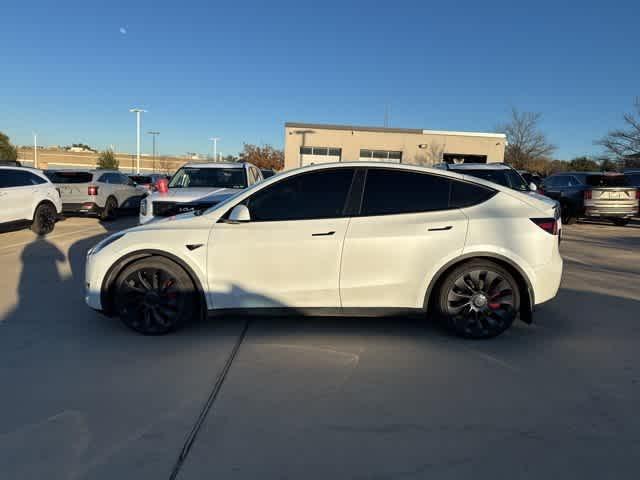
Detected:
left=1, top=0, right=638, bottom=159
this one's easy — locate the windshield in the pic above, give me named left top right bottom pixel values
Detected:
left=460, top=169, right=530, bottom=191
left=586, top=174, right=631, bottom=187
left=168, top=167, right=247, bottom=189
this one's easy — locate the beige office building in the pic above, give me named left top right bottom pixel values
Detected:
left=284, top=122, right=506, bottom=171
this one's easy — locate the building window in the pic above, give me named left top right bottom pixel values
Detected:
left=299, top=146, right=341, bottom=156
left=359, top=149, right=403, bottom=162
left=442, top=153, right=487, bottom=164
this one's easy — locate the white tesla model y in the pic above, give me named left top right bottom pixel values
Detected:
left=85, top=162, right=563, bottom=338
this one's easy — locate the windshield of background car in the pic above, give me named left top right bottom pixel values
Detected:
left=460, top=169, right=529, bottom=191
left=168, top=167, right=247, bottom=189
left=130, top=175, right=152, bottom=184
left=585, top=174, right=631, bottom=187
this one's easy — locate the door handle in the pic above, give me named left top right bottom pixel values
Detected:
left=428, top=226, right=452, bottom=232
left=312, top=231, right=335, bottom=236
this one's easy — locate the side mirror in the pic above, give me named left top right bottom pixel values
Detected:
left=228, top=204, right=251, bottom=222
left=529, top=182, right=538, bottom=192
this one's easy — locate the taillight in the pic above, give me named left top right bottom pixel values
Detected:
left=156, top=178, right=169, bottom=193
left=584, top=190, right=592, bottom=200
left=531, top=217, right=559, bottom=235
left=88, top=185, right=99, bottom=196
left=636, top=189, right=640, bottom=200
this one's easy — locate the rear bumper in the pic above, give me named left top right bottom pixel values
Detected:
left=62, top=202, right=103, bottom=215
left=532, top=254, right=563, bottom=306
left=584, top=201, right=638, bottom=218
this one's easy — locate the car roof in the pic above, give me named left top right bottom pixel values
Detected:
left=0, top=165, right=44, bottom=173
left=181, top=162, right=249, bottom=169
left=443, top=163, right=513, bottom=171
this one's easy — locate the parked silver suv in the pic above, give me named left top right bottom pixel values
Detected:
left=45, top=170, right=146, bottom=220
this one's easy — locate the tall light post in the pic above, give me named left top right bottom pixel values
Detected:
left=209, top=137, right=220, bottom=162
left=33, top=132, right=38, bottom=169
left=147, top=131, right=160, bottom=173
left=129, top=108, right=146, bottom=173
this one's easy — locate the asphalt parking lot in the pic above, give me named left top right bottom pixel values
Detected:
left=1, top=217, right=639, bottom=479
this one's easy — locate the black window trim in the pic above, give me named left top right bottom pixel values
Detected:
left=351, top=166, right=497, bottom=218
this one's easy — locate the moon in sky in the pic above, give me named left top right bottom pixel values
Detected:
left=119, top=27, right=127, bottom=35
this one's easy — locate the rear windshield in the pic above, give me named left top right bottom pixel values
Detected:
left=625, top=173, right=640, bottom=186
left=457, top=169, right=529, bottom=192
left=585, top=175, right=631, bottom=187
left=45, top=171, right=93, bottom=183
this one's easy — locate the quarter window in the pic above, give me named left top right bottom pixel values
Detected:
left=449, top=180, right=496, bottom=208
left=247, top=169, right=355, bottom=221
left=361, top=169, right=450, bottom=215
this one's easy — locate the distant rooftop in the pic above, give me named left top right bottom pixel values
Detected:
left=285, top=122, right=506, bottom=139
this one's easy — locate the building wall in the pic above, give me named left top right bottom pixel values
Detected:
left=284, top=124, right=506, bottom=170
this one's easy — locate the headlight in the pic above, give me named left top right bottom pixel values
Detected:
left=140, top=197, right=147, bottom=216
left=88, top=232, right=126, bottom=256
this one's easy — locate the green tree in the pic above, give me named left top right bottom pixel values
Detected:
left=0, top=132, right=18, bottom=161
left=96, top=149, right=119, bottom=170
left=568, top=156, right=599, bottom=171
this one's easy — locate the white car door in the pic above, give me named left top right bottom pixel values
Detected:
left=207, top=168, right=356, bottom=309
left=340, top=168, right=470, bottom=309
left=0, top=169, right=38, bottom=222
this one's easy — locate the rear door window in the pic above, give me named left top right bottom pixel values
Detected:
left=361, top=169, right=450, bottom=216
left=0, top=170, right=46, bottom=187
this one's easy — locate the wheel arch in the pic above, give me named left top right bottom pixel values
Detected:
left=100, top=249, right=207, bottom=320
left=422, top=253, right=534, bottom=324
left=31, top=199, right=58, bottom=221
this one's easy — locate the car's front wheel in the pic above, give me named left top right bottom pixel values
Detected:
left=436, top=260, right=520, bottom=339
left=113, top=257, right=198, bottom=334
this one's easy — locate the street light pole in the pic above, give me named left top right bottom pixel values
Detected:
left=129, top=108, right=146, bottom=173
left=209, top=137, right=220, bottom=162
left=33, top=132, right=38, bottom=169
left=148, top=131, right=160, bottom=173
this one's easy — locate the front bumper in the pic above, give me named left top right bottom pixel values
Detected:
left=85, top=253, right=103, bottom=311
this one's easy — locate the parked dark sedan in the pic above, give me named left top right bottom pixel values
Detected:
left=541, top=172, right=639, bottom=226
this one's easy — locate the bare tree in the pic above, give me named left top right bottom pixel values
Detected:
left=413, top=141, right=445, bottom=166
left=498, top=108, right=556, bottom=169
left=596, top=99, right=640, bottom=159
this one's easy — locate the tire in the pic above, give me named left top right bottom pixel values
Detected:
left=436, top=260, right=520, bottom=339
left=100, top=196, right=117, bottom=221
left=612, top=218, right=629, bottom=227
left=113, top=257, right=198, bottom=335
left=31, top=202, right=57, bottom=235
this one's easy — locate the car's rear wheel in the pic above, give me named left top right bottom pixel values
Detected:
left=113, top=257, right=197, bottom=334
left=560, top=204, right=576, bottom=225
left=101, top=196, right=117, bottom=221
left=612, top=218, right=629, bottom=226
left=31, top=202, right=57, bottom=235
left=436, top=261, right=520, bottom=339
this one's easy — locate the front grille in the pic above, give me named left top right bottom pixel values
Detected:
left=152, top=201, right=219, bottom=217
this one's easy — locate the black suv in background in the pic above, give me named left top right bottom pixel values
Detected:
left=541, top=172, right=639, bottom=226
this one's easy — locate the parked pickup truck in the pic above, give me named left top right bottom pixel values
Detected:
left=541, top=172, right=639, bottom=226
left=45, top=170, right=146, bottom=220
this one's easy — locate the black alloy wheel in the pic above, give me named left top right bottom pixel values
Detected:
left=438, top=261, right=520, bottom=339
left=31, top=203, right=57, bottom=235
left=114, top=257, right=196, bottom=334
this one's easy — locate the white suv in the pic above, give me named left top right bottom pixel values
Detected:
left=139, top=162, right=263, bottom=224
left=0, top=166, right=62, bottom=234
left=46, top=170, right=146, bottom=220
left=86, top=162, right=563, bottom=338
